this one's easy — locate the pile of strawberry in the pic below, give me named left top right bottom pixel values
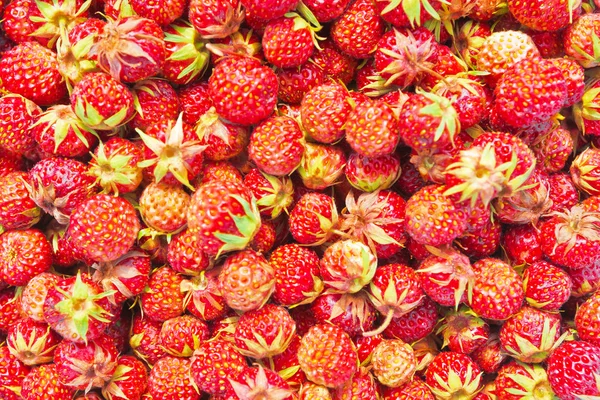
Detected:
left=1, top=0, right=600, bottom=398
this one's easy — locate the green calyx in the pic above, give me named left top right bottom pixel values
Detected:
left=213, top=193, right=262, bottom=258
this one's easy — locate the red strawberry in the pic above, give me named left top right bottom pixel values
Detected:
left=330, top=0, right=385, bottom=59
left=129, top=79, right=180, bottom=131
left=0, top=228, right=52, bottom=286
left=495, top=361, right=555, bottom=400
left=43, top=273, right=117, bottom=343
left=208, top=56, right=278, bottom=126
left=507, top=0, right=581, bottom=31
left=88, top=16, right=166, bottom=83
left=502, top=223, right=544, bottom=266
left=262, top=14, right=318, bottom=69
left=190, top=339, right=247, bottom=396
left=102, top=355, right=148, bottom=400
left=20, top=272, right=61, bottom=322
left=345, top=99, right=400, bottom=158
left=21, top=363, right=74, bottom=400
left=240, top=0, right=298, bottom=22
left=130, top=0, right=185, bottom=26
left=181, top=271, right=230, bottom=322
left=188, top=0, right=244, bottom=38
left=425, top=352, right=483, bottom=399
left=159, top=315, right=209, bottom=357
left=289, top=192, right=339, bottom=246
left=523, top=260, right=572, bottom=311
left=381, top=376, right=435, bottom=399
left=6, top=318, right=61, bottom=366
left=277, top=61, right=325, bottom=104
left=310, top=292, right=377, bottom=337
left=162, top=20, right=211, bottom=85
left=140, top=265, right=185, bottom=323
left=575, top=292, right=600, bottom=346
left=91, top=250, right=151, bottom=305
left=0, top=345, right=31, bottom=400
left=0, top=171, right=41, bottom=231
left=297, top=142, right=346, bottom=190
left=167, top=228, right=211, bottom=276
left=546, top=340, right=600, bottom=400
left=88, top=137, right=144, bottom=195
left=187, top=179, right=261, bottom=257
left=563, top=13, right=600, bottom=69
left=70, top=72, right=135, bottom=130
left=300, top=80, right=351, bottom=144
left=297, top=323, right=358, bottom=388
left=0, top=94, right=42, bottom=157
left=383, top=296, right=438, bottom=343
left=0, top=41, right=67, bottom=106
left=129, top=312, right=167, bottom=366
left=147, top=356, right=200, bottom=400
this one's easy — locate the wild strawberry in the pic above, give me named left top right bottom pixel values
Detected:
left=0, top=344, right=31, bottom=400
left=382, top=296, right=438, bottom=343
left=181, top=271, right=229, bottom=322
left=196, top=160, right=243, bottom=186
left=365, top=263, right=424, bottom=336
left=300, top=81, right=351, bottom=144
left=218, top=249, right=275, bottom=312
left=277, top=62, right=325, bottom=104
left=262, top=14, right=319, bottom=69
left=454, top=20, right=492, bottom=69
left=310, top=291, right=377, bottom=337
left=500, top=306, right=565, bottom=363
left=495, top=361, right=555, bottom=400
left=345, top=152, right=401, bottom=193
left=570, top=146, right=600, bottom=196
left=468, top=257, right=524, bottom=321
left=102, top=355, right=148, bottom=400
left=20, top=272, right=60, bottom=322
left=575, top=292, right=600, bottom=346
left=0, top=171, right=41, bottom=231
left=139, top=182, right=190, bottom=234
left=298, top=323, right=358, bottom=388
left=574, top=80, right=600, bottom=136
left=345, top=99, right=400, bottom=158
left=296, top=142, right=346, bottom=190
left=371, top=339, right=416, bottom=388
left=289, top=192, right=339, bottom=246
left=471, top=333, right=507, bottom=374
left=508, top=0, right=580, bottom=31
left=340, top=190, right=407, bottom=259
left=90, top=250, right=151, bottom=305
left=138, top=114, right=205, bottom=189
left=194, top=107, right=249, bottom=162
left=68, top=193, right=139, bottom=263
left=188, top=0, right=243, bottom=39
left=476, top=30, right=540, bottom=87
left=130, top=0, right=185, bottom=26
left=547, top=57, right=585, bottom=107
left=330, top=0, right=385, bottom=59
left=88, top=137, right=144, bottom=195
left=147, top=356, right=200, bottom=400
left=226, top=365, right=294, bottom=400
left=208, top=56, right=278, bottom=126
left=381, top=376, right=435, bottom=399
left=417, top=246, right=474, bottom=308
left=311, top=39, right=358, bottom=85
left=190, top=339, right=247, bottom=396
left=187, top=179, right=261, bottom=257
left=522, top=260, right=572, bottom=311
left=162, top=20, right=210, bottom=85
left=404, top=184, right=468, bottom=247
left=43, top=272, right=117, bottom=343
left=303, top=0, right=349, bottom=22
left=129, top=79, right=180, bottom=131
left=247, top=114, right=305, bottom=176
left=563, top=13, right=600, bottom=68
left=425, top=352, right=483, bottom=399
left=6, top=318, right=60, bottom=366
left=70, top=72, right=135, bottom=130
left=531, top=125, right=573, bottom=173
left=547, top=172, right=580, bottom=214
left=0, top=41, right=67, bottom=106
left=140, top=265, right=185, bottom=322
left=243, top=169, right=293, bottom=220
left=54, top=335, right=119, bottom=391
left=129, top=312, right=167, bottom=366
left=234, top=303, right=296, bottom=359
left=158, top=315, right=209, bottom=357
left=492, top=58, right=567, bottom=129
left=2, top=0, right=41, bottom=45
left=319, top=239, right=377, bottom=294
left=431, top=75, right=489, bottom=129
left=570, top=262, right=600, bottom=298
left=269, top=243, right=323, bottom=306
left=539, top=202, right=600, bottom=270
left=167, top=228, right=211, bottom=276
left=88, top=16, right=166, bottom=83
left=0, top=228, right=52, bottom=286
left=438, top=306, right=489, bottom=355
left=547, top=340, right=600, bottom=400
left=0, top=94, right=42, bottom=157
left=21, top=363, right=74, bottom=400
left=456, top=217, right=501, bottom=259
left=397, top=91, right=460, bottom=153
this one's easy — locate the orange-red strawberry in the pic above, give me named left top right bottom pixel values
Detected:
left=188, top=0, right=244, bottom=39
left=298, top=323, right=358, bottom=388
left=248, top=114, right=306, bottom=176
left=564, top=13, right=600, bottom=68
left=468, top=257, right=524, bottom=321
left=6, top=318, right=61, bottom=366
left=208, top=56, right=278, bottom=126
left=139, top=182, right=190, bottom=234
left=522, top=260, right=572, bottom=311
left=300, top=80, right=351, bottom=144
left=0, top=94, right=42, bottom=157
left=381, top=376, right=435, bottom=399
left=167, top=228, right=211, bottom=276
left=129, top=312, right=167, bottom=366
left=575, top=292, right=600, bottom=346
left=0, top=344, right=31, bottom=400
left=140, top=265, right=185, bottom=323
left=507, top=0, right=581, bottom=31
left=88, top=137, right=144, bottom=195
left=495, top=362, right=555, bottom=400
left=187, top=179, right=261, bottom=257
left=102, top=355, right=148, bottom=400
left=345, top=99, right=400, bottom=158
left=130, top=0, right=185, bottom=26
left=289, top=192, right=339, bottom=246
left=20, top=272, right=61, bottom=322
left=147, top=356, right=200, bottom=400
left=319, top=239, right=377, bottom=294
left=262, top=14, right=319, bottom=69
left=21, top=363, right=74, bottom=400
left=159, top=315, right=209, bottom=357
left=371, top=339, right=416, bottom=388
left=218, top=249, right=275, bottom=312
